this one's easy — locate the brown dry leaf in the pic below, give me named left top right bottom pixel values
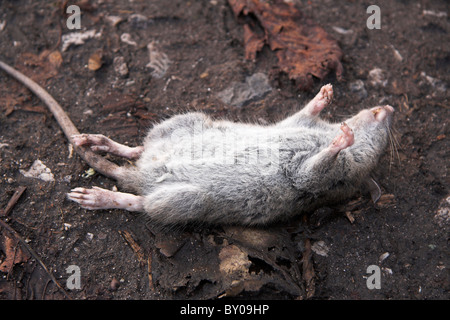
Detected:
left=345, top=211, right=355, bottom=224
left=16, top=52, right=59, bottom=83
left=376, top=194, right=396, bottom=208
left=219, top=244, right=251, bottom=276
left=228, top=0, right=343, bottom=91
left=0, top=233, right=30, bottom=273
left=88, top=52, right=103, bottom=71
left=47, top=50, right=63, bottom=68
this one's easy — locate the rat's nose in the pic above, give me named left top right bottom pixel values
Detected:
left=384, top=105, right=394, bottom=113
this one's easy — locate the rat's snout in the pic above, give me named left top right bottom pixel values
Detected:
left=348, top=105, right=394, bottom=129
left=371, top=105, right=394, bottom=122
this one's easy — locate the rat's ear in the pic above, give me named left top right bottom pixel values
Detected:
left=363, top=177, right=381, bottom=203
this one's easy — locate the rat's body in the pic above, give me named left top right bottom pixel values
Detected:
left=0, top=59, right=394, bottom=227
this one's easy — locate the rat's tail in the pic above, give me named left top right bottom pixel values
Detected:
left=0, top=59, right=122, bottom=180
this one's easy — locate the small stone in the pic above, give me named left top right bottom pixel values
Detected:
left=379, top=252, right=390, bottom=263
left=110, top=277, right=120, bottom=291
left=20, top=160, right=54, bottom=182
left=434, top=195, right=450, bottom=227
left=105, top=15, right=123, bottom=27
left=368, top=68, right=388, bottom=87
left=113, top=56, right=129, bottom=77
left=120, top=33, right=137, bottom=46
left=349, top=79, right=367, bottom=100
left=217, top=73, right=272, bottom=107
left=128, top=14, right=150, bottom=29
left=311, top=240, right=329, bottom=257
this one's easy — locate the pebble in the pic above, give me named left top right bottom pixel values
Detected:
left=434, top=195, right=450, bottom=227
left=348, top=79, right=367, bottom=100
left=113, top=56, right=129, bottom=77
left=110, top=277, right=120, bottom=291
left=217, top=73, right=272, bottom=107
left=311, top=240, right=329, bottom=257
left=128, top=13, right=151, bottom=29
left=368, top=68, right=388, bottom=87
left=20, top=159, right=54, bottom=182
left=120, top=33, right=137, bottom=46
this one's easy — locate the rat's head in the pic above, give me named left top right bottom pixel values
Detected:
left=305, top=105, right=395, bottom=206
left=347, top=104, right=394, bottom=146
left=348, top=105, right=394, bottom=129
left=344, top=105, right=395, bottom=176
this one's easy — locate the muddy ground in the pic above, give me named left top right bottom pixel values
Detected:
left=0, top=0, right=448, bottom=300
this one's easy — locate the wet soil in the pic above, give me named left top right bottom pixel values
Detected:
left=0, top=0, right=448, bottom=300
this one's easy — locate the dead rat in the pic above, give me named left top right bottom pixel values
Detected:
left=0, top=59, right=394, bottom=227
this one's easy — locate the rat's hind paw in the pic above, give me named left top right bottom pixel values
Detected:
left=67, top=187, right=144, bottom=212
left=67, top=187, right=112, bottom=210
left=71, top=134, right=144, bottom=159
left=71, top=134, right=113, bottom=153
left=304, top=84, right=333, bottom=116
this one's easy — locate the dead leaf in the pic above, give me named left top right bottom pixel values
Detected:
left=345, top=211, right=355, bottom=224
left=47, top=51, right=63, bottom=68
left=376, top=194, right=395, bottom=208
left=88, top=52, right=103, bottom=71
left=219, top=244, right=251, bottom=276
left=151, top=228, right=304, bottom=299
left=15, top=52, right=59, bottom=84
left=228, top=0, right=343, bottom=91
left=0, top=233, right=30, bottom=273
left=155, top=233, right=186, bottom=258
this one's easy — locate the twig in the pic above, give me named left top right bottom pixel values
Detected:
left=302, top=238, right=315, bottom=299
left=0, top=219, right=72, bottom=300
left=147, top=255, right=154, bottom=292
left=118, top=230, right=146, bottom=264
left=1, top=186, right=27, bottom=217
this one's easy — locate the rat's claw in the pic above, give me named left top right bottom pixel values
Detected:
left=67, top=187, right=97, bottom=209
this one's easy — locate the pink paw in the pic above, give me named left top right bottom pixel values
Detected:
left=67, top=186, right=116, bottom=210
left=71, top=134, right=113, bottom=153
left=330, top=122, right=354, bottom=153
left=67, top=186, right=144, bottom=212
left=318, top=84, right=333, bottom=105
left=306, top=84, right=333, bottom=116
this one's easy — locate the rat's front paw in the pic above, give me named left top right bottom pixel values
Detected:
left=329, top=122, right=354, bottom=153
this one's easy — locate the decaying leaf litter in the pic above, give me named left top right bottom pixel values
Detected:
left=228, top=0, right=343, bottom=91
left=1, top=0, right=449, bottom=299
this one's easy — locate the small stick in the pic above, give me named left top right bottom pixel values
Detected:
left=0, top=219, right=72, bottom=300
left=302, top=238, right=315, bottom=299
left=118, top=230, right=146, bottom=263
left=1, top=186, right=27, bottom=217
left=147, top=254, right=154, bottom=292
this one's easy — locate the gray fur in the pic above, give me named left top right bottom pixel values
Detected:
left=120, top=105, right=393, bottom=227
